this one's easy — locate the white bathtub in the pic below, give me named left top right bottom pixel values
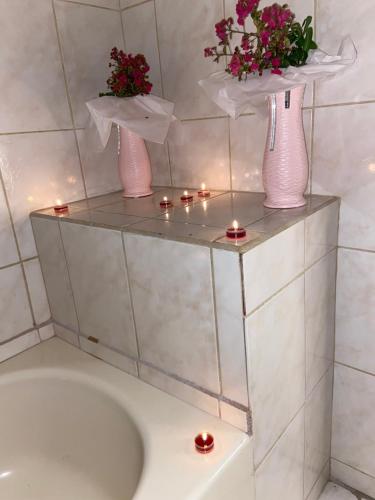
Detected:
left=0, top=338, right=253, bottom=499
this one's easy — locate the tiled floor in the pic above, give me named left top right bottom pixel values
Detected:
left=320, top=482, right=366, bottom=500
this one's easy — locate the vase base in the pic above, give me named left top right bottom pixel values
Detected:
left=122, top=190, right=153, bottom=199
left=263, top=197, right=307, bottom=209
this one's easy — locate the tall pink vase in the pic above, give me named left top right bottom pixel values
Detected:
left=263, top=84, right=309, bottom=208
left=118, top=126, right=153, bottom=198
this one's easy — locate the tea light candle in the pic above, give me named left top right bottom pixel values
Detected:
left=159, top=196, right=173, bottom=209
left=198, top=183, right=211, bottom=198
left=226, top=220, right=247, bottom=240
left=180, top=190, right=194, bottom=203
left=53, top=199, right=69, bottom=214
left=195, top=432, right=214, bottom=454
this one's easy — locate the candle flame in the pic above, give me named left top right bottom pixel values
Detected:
left=202, top=432, right=208, bottom=441
left=184, top=190, right=188, bottom=196
left=233, top=220, right=239, bottom=230
left=163, top=196, right=168, bottom=201
left=56, top=199, right=62, bottom=206
left=201, top=183, right=206, bottom=190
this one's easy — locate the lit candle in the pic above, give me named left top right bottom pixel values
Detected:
left=53, top=199, right=69, bottom=214
left=159, top=196, right=173, bottom=209
left=195, top=432, right=214, bottom=454
left=180, top=190, right=194, bottom=203
left=226, top=219, right=247, bottom=240
left=198, top=183, right=211, bottom=198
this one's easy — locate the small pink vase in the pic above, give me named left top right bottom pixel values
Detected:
left=263, top=84, right=309, bottom=209
left=118, top=126, right=153, bottom=198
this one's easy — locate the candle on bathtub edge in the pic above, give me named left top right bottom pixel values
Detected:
left=180, top=190, right=194, bottom=203
left=53, top=199, right=69, bottom=214
left=195, top=432, right=214, bottom=454
left=159, top=196, right=173, bottom=209
left=198, top=183, right=211, bottom=198
left=226, top=220, right=247, bottom=240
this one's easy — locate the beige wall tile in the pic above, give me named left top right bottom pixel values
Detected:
left=0, top=330, right=40, bottom=364
left=0, top=185, right=18, bottom=268
left=331, top=459, right=375, bottom=499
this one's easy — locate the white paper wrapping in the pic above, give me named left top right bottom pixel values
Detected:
left=86, top=94, right=175, bottom=149
left=199, top=36, right=357, bottom=119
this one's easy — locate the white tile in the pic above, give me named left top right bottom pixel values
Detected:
left=304, top=368, right=333, bottom=497
left=331, top=459, right=375, bottom=499
left=31, top=217, right=79, bottom=332
left=0, top=185, right=18, bottom=268
left=23, top=258, right=51, bottom=325
left=124, top=233, right=220, bottom=393
left=246, top=276, right=305, bottom=466
left=305, top=251, right=336, bottom=395
left=306, top=461, right=330, bottom=500
left=0, top=265, right=33, bottom=343
left=0, top=131, right=85, bottom=259
left=55, top=0, right=123, bottom=127
left=312, top=104, right=375, bottom=251
left=80, top=336, right=138, bottom=376
left=38, top=324, right=55, bottom=341
left=255, top=409, right=304, bottom=500
left=146, top=142, right=171, bottom=186
left=305, top=201, right=339, bottom=269
left=139, top=363, right=219, bottom=417
left=243, top=221, right=305, bottom=314
left=0, top=330, right=40, bottom=364
left=60, top=223, right=138, bottom=357
left=76, top=127, right=122, bottom=198
left=336, top=249, right=375, bottom=375
left=155, top=0, right=225, bottom=119
left=122, top=2, right=162, bottom=97
left=219, top=402, right=248, bottom=432
left=54, top=323, right=80, bottom=347
left=0, top=0, right=71, bottom=133
left=316, top=0, right=375, bottom=106
left=320, top=482, right=356, bottom=500
left=230, top=110, right=312, bottom=193
left=332, top=364, right=375, bottom=478
left=168, top=118, right=230, bottom=190
left=213, top=249, right=248, bottom=406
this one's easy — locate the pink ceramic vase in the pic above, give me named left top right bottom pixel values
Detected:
left=118, top=126, right=153, bottom=198
left=262, top=84, right=309, bottom=209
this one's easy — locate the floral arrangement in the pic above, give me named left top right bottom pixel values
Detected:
left=204, top=0, right=317, bottom=80
left=100, top=47, right=153, bottom=97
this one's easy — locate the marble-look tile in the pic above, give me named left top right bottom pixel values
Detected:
left=320, top=482, right=357, bottom=500
left=146, top=142, right=171, bottom=187
left=139, top=363, right=220, bottom=418
left=23, top=258, right=51, bottom=325
left=0, top=185, right=18, bottom=268
left=219, top=402, right=248, bottom=432
left=255, top=409, right=304, bottom=500
left=122, top=2, right=162, bottom=96
left=304, top=368, right=334, bottom=497
left=312, top=104, right=375, bottom=251
left=155, top=0, right=225, bottom=119
left=213, top=249, right=248, bottom=406
left=306, top=461, right=330, bottom=500
left=60, top=222, right=138, bottom=356
left=315, top=0, right=374, bottom=106
left=230, top=110, right=312, bottom=192
left=79, top=336, right=138, bottom=376
left=243, top=221, right=304, bottom=314
left=55, top=0, right=123, bottom=127
left=124, top=233, right=220, bottom=392
left=0, top=131, right=85, bottom=259
left=0, top=0, right=71, bottom=133
left=305, top=250, right=336, bottom=395
left=54, top=323, right=80, bottom=347
left=336, top=249, right=375, bottom=375
left=31, top=217, right=79, bottom=332
left=332, top=364, right=375, bottom=478
left=0, top=265, right=33, bottom=343
left=305, top=201, right=339, bottom=269
left=0, top=330, right=40, bottom=364
left=76, top=127, right=122, bottom=198
left=246, top=276, right=305, bottom=466
left=64, top=210, right=144, bottom=229
left=168, top=119, right=230, bottom=190
left=331, top=459, right=375, bottom=499
left=38, top=324, right=55, bottom=341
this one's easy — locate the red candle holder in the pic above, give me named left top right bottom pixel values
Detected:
left=198, top=183, right=210, bottom=198
left=160, top=197, right=173, bottom=209
left=54, top=203, right=69, bottom=214
left=195, top=432, right=214, bottom=454
left=226, top=221, right=247, bottom=240
left=180, top=191, right=194, bottom=203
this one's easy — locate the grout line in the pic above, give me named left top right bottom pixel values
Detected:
left=209, top=248, right=224, bottom=398
left=153, top=0, right=165, bottom=99
left=121, top=0, right=153, bottom=12
left=305, top=458, right=330, bottom=500
left=335, top=361, right=375, bottom=379
left=0, top=127, right=83, bottom=136
left=227, top=116, right=233, bottom=191
left=57, top=0, right=120, bottom=11
left=331, top=457, right=375, bottom=483
left=339, top=245, right=375, bottom=255
left=0, top=320, right=54, bottom=347
left=119, top=4, right=127, bottom=51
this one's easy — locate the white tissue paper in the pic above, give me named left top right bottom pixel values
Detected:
left=199, top=36, right=357, bottom=119
left=86, top=94, right=175, bottom=150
